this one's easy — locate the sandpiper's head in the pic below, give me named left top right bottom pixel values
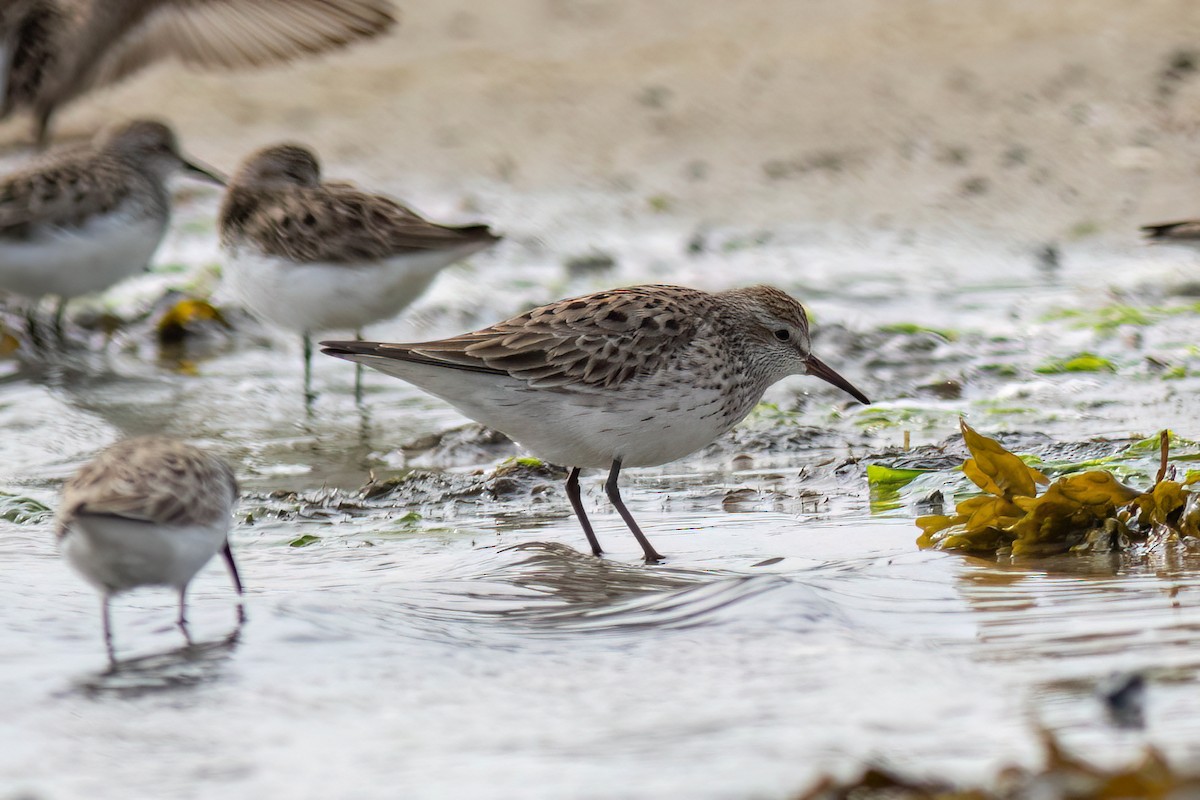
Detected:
left=728, top=285, right=870, bottom=404
left=231, top=144, right=322, bottom=188
left=100, top=119, right=225, bottom=185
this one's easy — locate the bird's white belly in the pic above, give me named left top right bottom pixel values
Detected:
left=61, top=515, right=229, bottom=593
left=353, top=354, right=741, bottom=468
left=503, top=387, right=736, bottom=468
left=222, top=245, right=481, bottom=333
left=0, top=214, right=165, bottom=299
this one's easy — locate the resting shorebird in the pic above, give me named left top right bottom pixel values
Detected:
left=0, top=118, right=222, bottom=344
left=0, top=0, right=397, bottom=145
left=322, top=284, right=870, bottom=562
left=219, top=143, right=500, bottom=401
left=56, top=436, right=244, bottom=661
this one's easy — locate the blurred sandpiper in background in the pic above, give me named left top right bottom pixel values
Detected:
left=7, top=0, right=1198, bottom=241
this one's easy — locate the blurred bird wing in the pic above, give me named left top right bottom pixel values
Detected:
left=84, top=0, right=397, bottom=90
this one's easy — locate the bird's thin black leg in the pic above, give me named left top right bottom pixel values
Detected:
left=354, top=329, right=365, bottom=406
left=34, top=106, right=52, bottom=150
left=604, top=459, right=664, bottom=563
left=177, top=587, right=193, bottom=645
left=25, top=302, right=44, bottom=351
left=303, top=332, right=316, bottom=409
left=52, top=297, right=66, bottom=347
left=566, top=467, right=603, bottom=556
left=221, top=540, right=247, bottom=625
left=102, top=595, right=115, bottom=664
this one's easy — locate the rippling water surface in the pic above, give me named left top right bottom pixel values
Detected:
left=6, top=255, right=1200, bottom=798
left=7, top=14, right=1200, bottom=790
left=7, top=209, right=1200, bottom=796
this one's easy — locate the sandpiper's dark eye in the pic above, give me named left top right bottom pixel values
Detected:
left=773, top=329, right=790, bottom=342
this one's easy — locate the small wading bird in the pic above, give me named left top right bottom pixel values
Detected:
left=0, top=118, right=223, bottom=345
left=0, top=0, right=397, bottom=145
left=219, top=144, right=501, bottom=402
left=56, top=437, right=244, bottom=661
left=1140, top=218, right=1200, bottom=248
left=322, top=284, right=870, bottom=562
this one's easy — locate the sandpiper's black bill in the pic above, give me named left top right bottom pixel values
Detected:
left=182, top=158, right=227, bottom=186
left=805, top=355, right=870, bottom=405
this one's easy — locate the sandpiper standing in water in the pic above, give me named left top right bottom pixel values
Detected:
left=0, top=118, right=223, bottom=345
left=322, top=284, right=870, bottom=562
left=0, top=0, right=398, bottom=145
left=219, top=143, right=501, bottom=402
left=56, top=436, right=244, bottom=662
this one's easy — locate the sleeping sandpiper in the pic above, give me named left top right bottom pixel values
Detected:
left=0, top=118, right=223, bottom=345
left=219, top=143, right=500, bottom=401
left=322, top=284, right=870, bottom=562
left=0, top=0, right=398, bottom=145
left=56, top=436, right=244, bottom=661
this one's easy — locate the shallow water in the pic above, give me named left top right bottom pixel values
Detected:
left=8, top=503, right=1200, bottom=798
left=5, top=212, right=1200, bottom=798
left=9, top=3, right=1200, bottom=792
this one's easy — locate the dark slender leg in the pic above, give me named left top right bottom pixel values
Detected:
left=177, top=587, right=193, bottom=645
left=25, top=303, right=44, bottom=351
left=52, top=297, right=66, bottom=347
left=566, top=467, right=603, bottom=556
left=303, top=332, right=316, bottom=408
left=102, top=595, right=115, bottom=664
left=604, top=459, right=664, bottom=563
left=221, top=540, right=247, bottom=624
left=354, top=329, right=365, bottom=406
left=221, top=541, right=244, bottom=595
left=34, top=106, right=52, bottom=150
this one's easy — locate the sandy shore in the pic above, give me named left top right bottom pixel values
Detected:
left=5, top=1, right=1200, bottom=241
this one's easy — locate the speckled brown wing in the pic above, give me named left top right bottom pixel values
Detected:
left=1141, top=220, right=1200, bottom=242
left=56, top=437, right=237, bottom=538
left=338, top=285, right=710, bottom=390
left=220, top=183, right=497, bottom=263
left=0, top=153, right=135, bottom=237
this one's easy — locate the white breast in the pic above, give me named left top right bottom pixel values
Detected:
left=221, top=241, right=488, bottom=334
left=349, top=354, right=744, bottom=468
left=0, top=212, right=166, bottom=299
left=61, top=515, right=231, bottom=594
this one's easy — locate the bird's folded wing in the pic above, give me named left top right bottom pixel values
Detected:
left=0, top=159, right=129, bottom=232
left=86, top=0, right=398, bottom=90
left=333, top=286, right=703, bottom=389
left=225, top=184, right=497, bottom=262
left=56, top=439, right=237, bottom=537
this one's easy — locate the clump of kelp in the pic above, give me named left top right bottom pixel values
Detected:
left=916, top=421, right=1200, bottom=556
left=798, top=730, right=1199, bottom=799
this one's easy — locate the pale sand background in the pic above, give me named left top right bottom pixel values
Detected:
left=6, top=0, right=1200, bottom=243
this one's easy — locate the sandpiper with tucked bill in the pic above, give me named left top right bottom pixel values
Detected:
left=322, top=284, right=870, bottom=562
left=56, top=436, right=244, bottom=662
left=0, top=0, right=397, bottom=146
left=219, top=143, right=501, bottom=400
left=0, top=118, right=224, bottom=345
